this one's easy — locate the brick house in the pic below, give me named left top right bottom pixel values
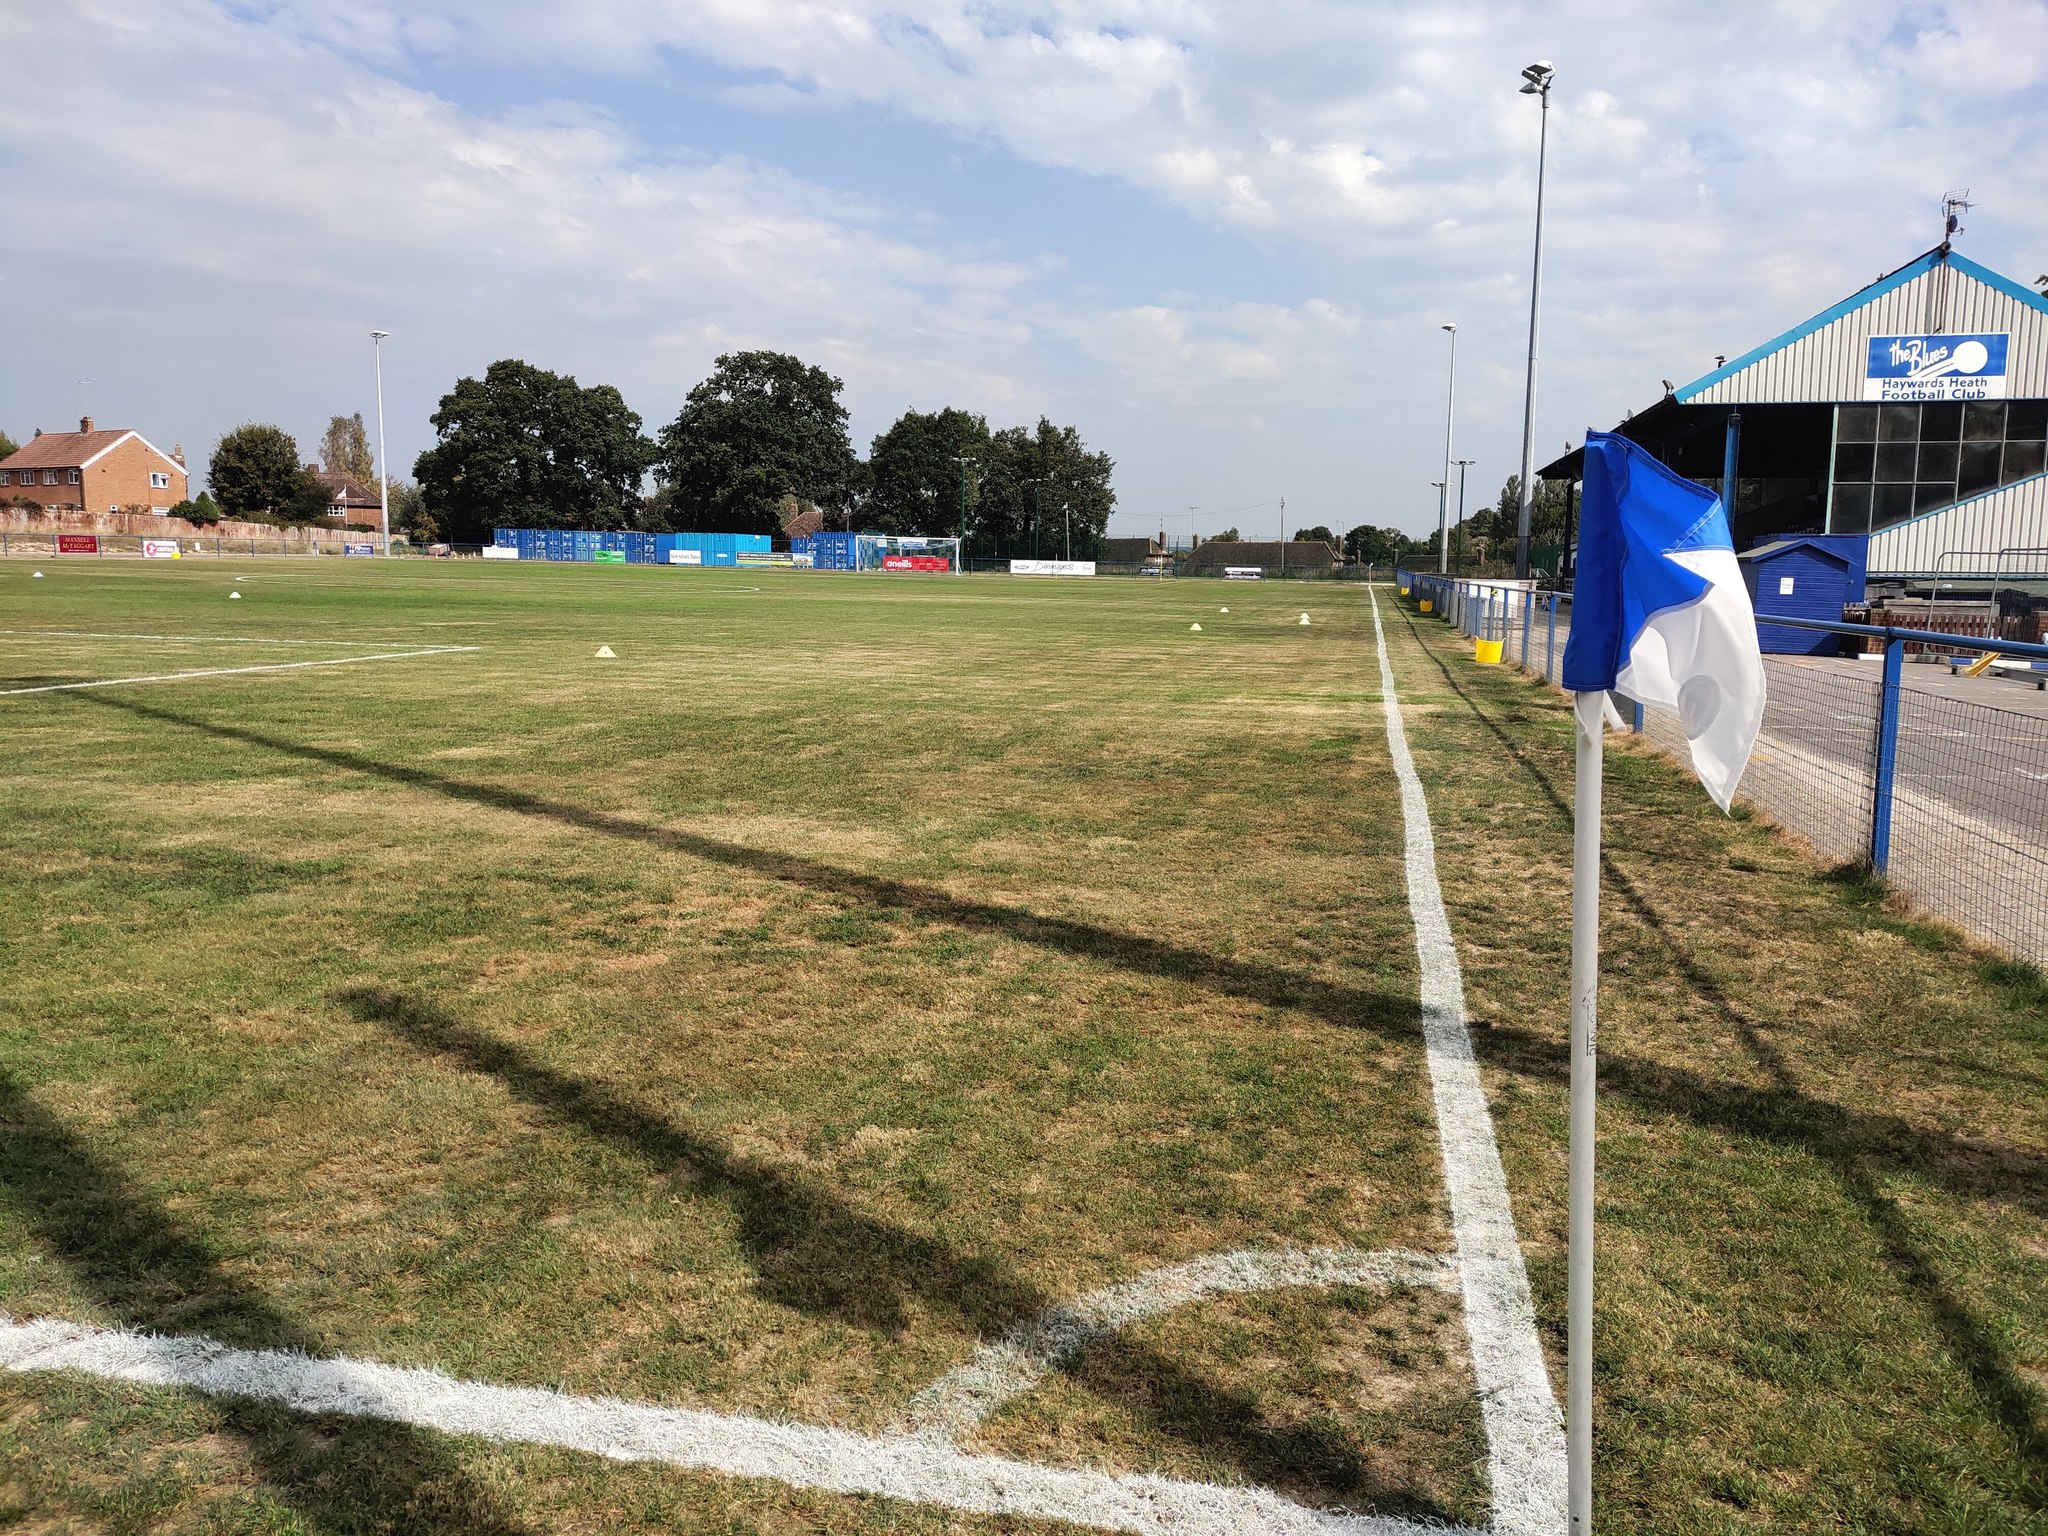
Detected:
left=311, top=468, right=383, bottom=523
left=0, top=417, right=189, bottom=513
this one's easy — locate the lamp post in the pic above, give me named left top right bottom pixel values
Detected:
left=952, top=455, right=976, bottom=573
left=1454, top=458, right=1475, bottom=572
left=1513, top=60, right=1554, bottom=581
left=371, top=329, right=391, bottom=556
left=1438, top=322, right=1457, bottom=573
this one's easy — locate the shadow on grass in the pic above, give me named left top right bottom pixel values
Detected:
left=1394, top=605, right=2048, bottom=1491
left=337, top=984, right=1462, bottom=1523
left=0, top=1069, right=535, bottom=1535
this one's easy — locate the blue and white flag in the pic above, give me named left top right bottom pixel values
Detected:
left=1561, top=431, right=1765, bottom=811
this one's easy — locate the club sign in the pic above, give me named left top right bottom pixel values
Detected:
left=1864, top=333, right=2008, bottom=401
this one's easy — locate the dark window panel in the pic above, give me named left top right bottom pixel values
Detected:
left=1958, top=441, right=2003, bottom=496
left=1830, top=482, right=1872, bottom=534
left=1834, top=442, right=1875, bottom=482
left=2006, top=400, right=2048, bottom=441
left=2003, top=438, right=2047, bottom=483
left=1878, top=404, right=1921, bottom=442
left=1913, top=482, right=1955, bottom=515
left=1917, top=401, right=1963, bottom=440
left=1916, top=441, right=1958, bottom=482
left=1963, top=401, right=2006, bottom=441
left=1875, top=441, right=1918, bottom=481
left=1836, top=404, right=1879, bottom=442
left=1872, top=482, right=1917, bottom=529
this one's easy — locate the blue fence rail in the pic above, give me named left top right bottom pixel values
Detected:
left=1396, top=570, right=2048, bottom=969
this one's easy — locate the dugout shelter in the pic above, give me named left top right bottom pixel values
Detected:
left=1541, top=243, right=2048, bottom=593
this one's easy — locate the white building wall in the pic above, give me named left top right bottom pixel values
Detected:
left=1681, top=261, right=2048, bottom=405
left=1867, top=473, right=2048, bottom=576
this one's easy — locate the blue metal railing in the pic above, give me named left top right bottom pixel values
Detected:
left=1395, top=571, right=2048, bottom=907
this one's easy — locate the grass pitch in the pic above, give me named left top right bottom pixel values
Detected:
left=0, top=559, right=2042, bottom=1534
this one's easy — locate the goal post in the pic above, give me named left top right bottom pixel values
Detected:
left=854, top=534, right=962, bottom=573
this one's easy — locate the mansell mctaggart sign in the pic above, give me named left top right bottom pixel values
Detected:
left=1864, top=333, right=2009, bottom=401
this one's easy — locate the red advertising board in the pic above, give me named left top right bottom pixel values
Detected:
left=56, top=534, right=100, bottom=555
left=882, top=554, right=951, bottom=572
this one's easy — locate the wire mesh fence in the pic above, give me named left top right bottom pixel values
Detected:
left=1401, top=572, right=2048, bottom=970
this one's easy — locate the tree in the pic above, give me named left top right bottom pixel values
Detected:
left=1489, top=474, right=1571, bottom=549
left=653, top=351, right=858, bottom=540
left=866, top=408, right=991, bottom=537
left=1292, top=525, right=1337, bottom=546
left=1210, top=527, right=1240, bottom=542
left=1343, top=524, right=1415, bottom=567
left=414, top=359, right=654, bottom=543
left=208, top=423, right=307, bottom=518
left=319, top=412, right=375, bottom=484
left=975, top=418, right=1115, bottom=560
left=169, top=492, right=222, bottom=526
left=0, top=430, right=18, bottom=462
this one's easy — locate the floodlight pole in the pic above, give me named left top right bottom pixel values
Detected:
left=1515, top=62, right=1554, bottom=581
left=1279, top=495, right=1286, bottom=576
left=1438, top=323, right=1457, bottom=573
left=1454, top=458, right=1475, bottom=573
left=371, top=329, right=391, bottom=556
left=953, top=455, right=976, bottom=573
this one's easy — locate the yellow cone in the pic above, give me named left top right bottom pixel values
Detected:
left=1189, top=622, right=1203, bottom=632
left=1298, top=612, right=1311, bottom=625
left=594, top=645, right=616, bottom=658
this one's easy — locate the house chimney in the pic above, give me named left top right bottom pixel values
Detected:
left=172, top=443, right=185, bottom=467
left=80, top=416, right=93, bottom=433
left=33, top=427, right=43, bottom=438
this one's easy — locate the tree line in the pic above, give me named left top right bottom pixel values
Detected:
left=407, top=351, right=1115, bottom=554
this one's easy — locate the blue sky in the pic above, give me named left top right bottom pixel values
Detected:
left=6, top=1, right=2047, bottom=539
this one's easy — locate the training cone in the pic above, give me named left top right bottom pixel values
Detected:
left=594, top=645, right=616, bottom=658
left=1299, top=612, right=1311, bottom=625
left=229, top=590, right=242, bottom=600
left=1219, top=606, right=1228, bottom=613
left=1189, top=622, right=1203, bottom=632
left=32, top=571, right=44, bottom=579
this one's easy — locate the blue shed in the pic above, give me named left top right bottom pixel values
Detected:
left=1740, top=534, right=1868, bottom=654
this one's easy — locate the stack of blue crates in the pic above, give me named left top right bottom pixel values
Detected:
left=807, top=531, right=856, bottom=570
left=492, top=528, right=761, bottom=566
left=654, top=532, right=772, bottom=567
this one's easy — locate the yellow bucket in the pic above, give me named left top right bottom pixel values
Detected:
left=1475, top=638, right=1504, bottom=665
left=1418, top=598, right=1432, bottom=613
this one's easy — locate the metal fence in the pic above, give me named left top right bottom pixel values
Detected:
left=1398, top=571, right=2048, bottom=969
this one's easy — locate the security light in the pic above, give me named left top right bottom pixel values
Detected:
left=1522, top=60, right=1553, bottom=83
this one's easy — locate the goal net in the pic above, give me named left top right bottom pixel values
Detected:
left=855, top=534, right=961, bottom=573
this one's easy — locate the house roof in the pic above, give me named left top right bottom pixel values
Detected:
left=0, top=427, right=187, bottom=476
left=313, top=470, right=381, bottom=508
left=1185, top=539, right=1339, bottom=568
left=1102, top=536, right=1161, bottom=559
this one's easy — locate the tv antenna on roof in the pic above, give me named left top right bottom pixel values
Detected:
left=1941, top=189, right=1972, bottom=250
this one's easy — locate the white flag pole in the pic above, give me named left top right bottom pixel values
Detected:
left=1568, top=687, right=1605, bottom=1533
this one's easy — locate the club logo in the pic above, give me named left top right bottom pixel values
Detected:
left=1864, top=333, right=2009, bottom=400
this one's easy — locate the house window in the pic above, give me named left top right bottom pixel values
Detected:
left=1830, top=400, right=2048, bottom=534
left=150, top=471, right=171, bottom=489
left=68, top=469, right=81, bottom=484
left=42, top=469, right=59, bottom=485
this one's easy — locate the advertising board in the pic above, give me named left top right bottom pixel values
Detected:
left=56, top=534, right=100, bottom=555
left=668, top=549, right=703, bottom=565
left=1009, top=559, right=1097, bottom=577
left=736, top=551, right=796, bottom=567
left=1864, top=333, right=2009, bottom=401
left=593, top=550, right=626, bottom=564
left=342, top=542, right=376, bottom=557
left=481, top=545, right=520, bottom=559
left=1223, top=566, right=1264, bottom=580
left=141, top=539, right=182, bottom=559
left=882, top=554, right=952, bottom=572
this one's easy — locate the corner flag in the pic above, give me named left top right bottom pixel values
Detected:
left=1554, top=431, right=1764, bottom=1534
left=1561, top=430, right=1765, bottom=809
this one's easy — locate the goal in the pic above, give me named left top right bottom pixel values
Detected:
left=855, top=534, right=961, bottom=573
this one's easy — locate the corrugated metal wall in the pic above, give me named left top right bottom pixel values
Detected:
left=1868, top=473, right=2048, bottom=575
left=1686, top=264, right=2048, bottom=404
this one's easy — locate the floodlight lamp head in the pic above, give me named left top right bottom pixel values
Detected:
left=1523, top=60, right=1553, bottom=82
left=1442, top=322, right=1457, bottom=333
left=371, top=329, right=390, bottom=340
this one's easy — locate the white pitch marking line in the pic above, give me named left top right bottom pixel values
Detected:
left=1367, top=586, right=1569, bottom=1536
left=0, top=647, right=479, bottom=696
left=0, top=1316, right=1473, bottom=1536
left=0, top=629, right=387, bottom=646
left=897, top=1248, right=1457, bottom=1446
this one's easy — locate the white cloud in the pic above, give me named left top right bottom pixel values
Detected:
left=5, top=0, right=2047, bottom=539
